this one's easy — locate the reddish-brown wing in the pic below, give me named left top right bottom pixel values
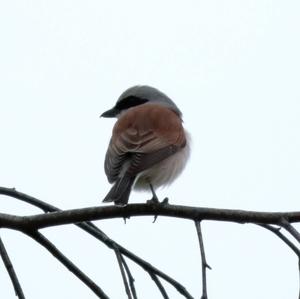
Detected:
left=104, top=104, right=186, bottom=183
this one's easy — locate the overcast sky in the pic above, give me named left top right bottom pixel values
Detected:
left=1, top=1, right=300, bottom=298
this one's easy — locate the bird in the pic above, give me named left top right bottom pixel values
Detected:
left=101, top=85, right=190, bottom=206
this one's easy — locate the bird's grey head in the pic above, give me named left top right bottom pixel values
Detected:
left=101, top=85, right=182, bottom=118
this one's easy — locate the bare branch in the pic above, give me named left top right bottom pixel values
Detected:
left=26, top=231, right=109, bottom=299
left=2, top=204, right=300, bottom=232
left=298, top=260, right=300, bottom=299
left=0, top=236, right=26, bottom=299
left=0, top=187, right=57, bottom=213
left=259, top=224, right=300, bottom=299
left=195, top=221, right=211, bottom=299
left=114, top=246, right=132, bottom=299
left=149, top=272, right=169, bottom=299
left=120, top=256, right=138, bottom=299
left=71, top=223, right=193, bottom=299
left=258, top=224, right=300, bottom=257
left=0, top=187, right=194, bottom=299
left=281, top=219, right=300, bottom=244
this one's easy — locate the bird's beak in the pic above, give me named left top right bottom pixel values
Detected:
left=100, top=107, right=119, bottom=118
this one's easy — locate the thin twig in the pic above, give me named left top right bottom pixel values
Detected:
left=86, top=225, right=193, bottom=299
left=281, top=219, right=300, bottom=244
left=258, top=224, right=300, bottom=257
left=114, top=247, right=132, bottom=299
left=26, top=230, right=109, bottom=299
left=120, top=256, right=138, bottom=299
left=149, top=272, right=169, bottom=299
left=258, top=224, right=300, bottom=299
left=298, top=260, right=300, bottom=299
left=0, top=187, right=57, bottom=213
left=0, top=236, right=26, bottom=299
left=195, top=221, right=211, bottom=299
left=0, top=187, right=194, bottom=299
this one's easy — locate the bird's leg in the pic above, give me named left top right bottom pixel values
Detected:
left=147, top=183, right=159, bottom=223
left=146, top=183, right=169, bottom=205
left=147, top=183, right=169, bottom=223
left=147, top=183, right=159, bottom=204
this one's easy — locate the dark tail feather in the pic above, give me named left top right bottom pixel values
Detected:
left=103, top=176, right=135, bottom=206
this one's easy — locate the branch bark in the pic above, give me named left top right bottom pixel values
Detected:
left=1, top=204, right=300, bottom=231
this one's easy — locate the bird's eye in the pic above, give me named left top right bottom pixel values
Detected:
left=116, top=96, right=148, bottom=110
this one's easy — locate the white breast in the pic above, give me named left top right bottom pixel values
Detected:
left=134, top=130, right=191, bottom=190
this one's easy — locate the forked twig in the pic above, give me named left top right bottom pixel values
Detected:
left=0, top=187, right=194, bottom=299
left=114, top=246, right=132, bottom=299
left=258, top=224, right=300, bottom=257
left=120, top=256, right=138, bottom=299
left=281, top=219, right=300, bottom=244
left=195, top=221, right=211, bottom=299
left=259, top=223, right=300, bottom=299
left=149, top=272, right=169, bottom=299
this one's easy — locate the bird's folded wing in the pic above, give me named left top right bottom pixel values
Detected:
left=105, top=130, right=177, bottom=182
left=104, top=104, right=186, bottom=182
left=125, top=144, right=180, bottom=176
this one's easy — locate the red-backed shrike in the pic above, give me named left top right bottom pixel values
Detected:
left=101, top=85, right=190, bottom=205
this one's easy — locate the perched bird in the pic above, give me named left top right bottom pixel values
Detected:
left=101, top=85, right=190, bottom=205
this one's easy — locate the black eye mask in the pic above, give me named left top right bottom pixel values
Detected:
left=115, top=96, right=148, bottom=111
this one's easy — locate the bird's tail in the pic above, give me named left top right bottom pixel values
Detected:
left=102, top=176, right=135, bottom=206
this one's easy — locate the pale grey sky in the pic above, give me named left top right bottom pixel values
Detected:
left=1, top=1, right=300, bottom=298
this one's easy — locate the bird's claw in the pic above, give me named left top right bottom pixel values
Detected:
left=147, top=197, right=169, bottom=223
left=161, top=197, right=169, bottom=205
left=146, top=196, right=169, bottom=205
left=146, top=196, right=159, bottom=205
